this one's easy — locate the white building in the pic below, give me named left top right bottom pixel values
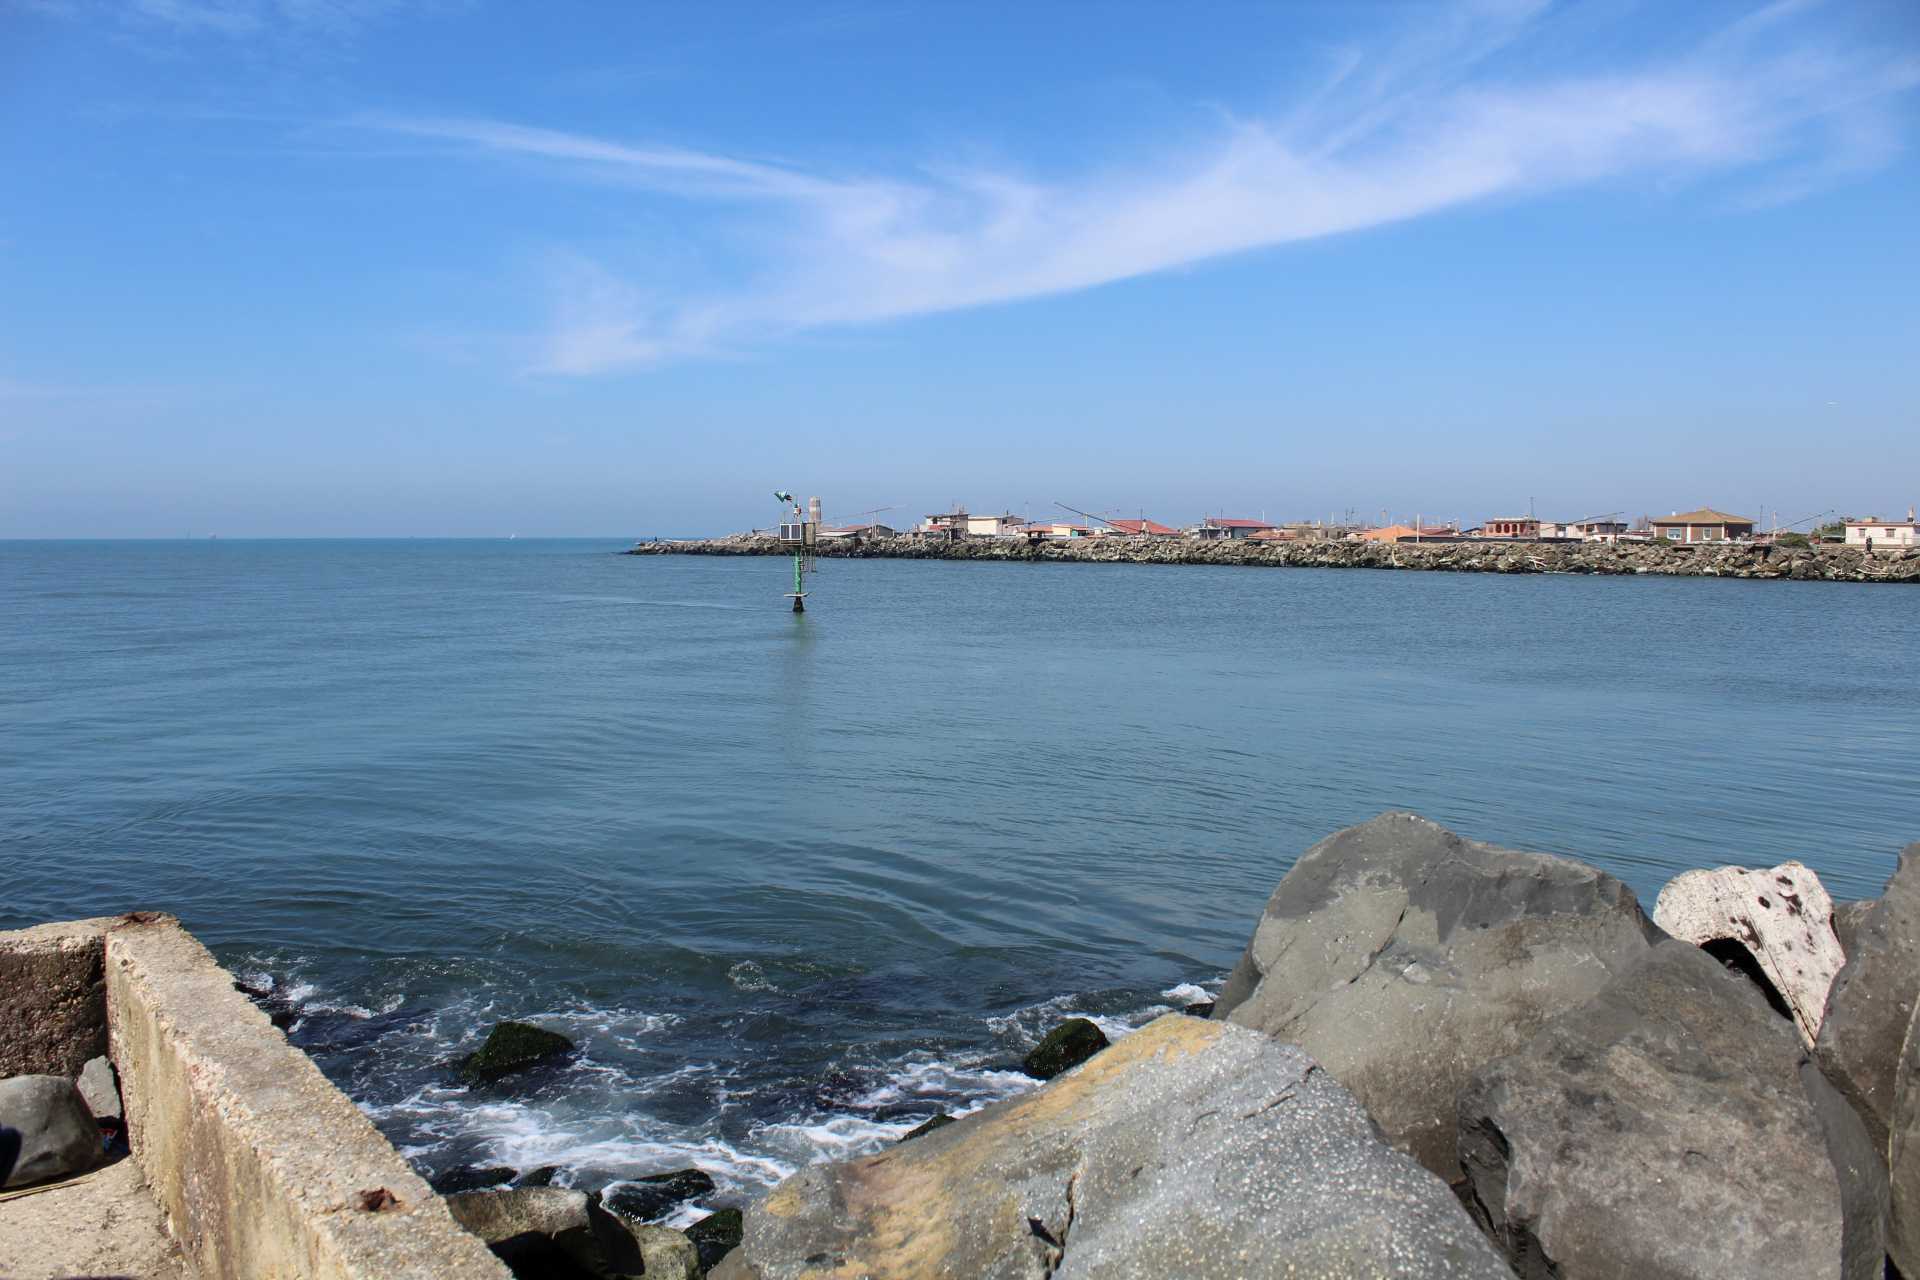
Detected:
left=965, top=513, right=1027, bottom=537
left=1846, top=511, right=1919, bottom=549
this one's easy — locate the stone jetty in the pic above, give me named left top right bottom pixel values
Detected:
left=10, top=819, right=1919, bottom=1278
left=716, top=814, right=1919, bottom=1280
left=627, top=533, right=1920, bottom=581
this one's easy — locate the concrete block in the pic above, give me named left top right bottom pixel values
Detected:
left=0, top=916, right=116, bottom=1078
left=105, top=913, right=509, bottom=1280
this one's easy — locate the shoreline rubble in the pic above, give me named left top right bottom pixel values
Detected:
left=627, top=533, right=1920, bottom=582
left=8, top=818, right=1917, bottom=1277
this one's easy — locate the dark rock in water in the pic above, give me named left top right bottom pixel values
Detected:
left=1182, top=1000, right=1216, bottom=1018
left=431, top=1164, right=517, bottom=1194
left=601, top=1167, right=716, bottom=1222
left=445, top=1185, right=697, bottom=1279
left=0, top=1074, right=101, bottom=1189
left=1020, top=1016, right=1109, bottom=1079
left=686, top=1207, right=744, bottom=1273
left=1818, top=843, right=1920, bottom=1154
left=897, top=1112, right=955, bottom=1143
left=1214, top=811, right=1658, bottom=1178
left=459, top=1020, right=575, bottom=1085
left=719, top=1015, right=1510, bottom=1279
left=585, top=1193, right=701, bottom=1279
left=515, top=1164, right=562, bottom=1187
left=233, top=978, right=299, bottom=1030
left=1458, top=939, right=1856, bottom=1280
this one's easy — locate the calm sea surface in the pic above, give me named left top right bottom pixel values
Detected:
left=3, top=538, right=1915, bottom=1210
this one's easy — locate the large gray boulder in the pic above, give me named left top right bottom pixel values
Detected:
left=715, top=1014, right=1512, bottom=1279
left=1213, top=811, right=1659, bottom=1177
left=0, top=1074, right=100, bottom=1188
left=1817, top=843, right=1920, bottom=1152
left=1886, top=1000, right=1920, bottom=1275
left=1459, top=939, right=1863, bottom=1280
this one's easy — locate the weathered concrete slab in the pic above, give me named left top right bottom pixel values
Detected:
left=0, top=1154, right=192, bottom=1280
left=1214, top=811, right=1659, bottom=1178
left=105, top=913, right=511, bottom=1280
left=721, top=1014, right=1512, bottom=1279
left=1459, top=939, right=1853, bottom=1280
left=1654, top=860, right=1844, bottom=1046
left=0, top=916, right=116, bottom=1078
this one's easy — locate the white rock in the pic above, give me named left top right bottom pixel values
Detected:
left=1654, top=860, right=1845, bottom=1046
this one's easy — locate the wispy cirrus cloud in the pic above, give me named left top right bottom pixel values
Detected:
left=356, top=1, right=1919, bottom=375
left=24, top=0, right=425, bottom=38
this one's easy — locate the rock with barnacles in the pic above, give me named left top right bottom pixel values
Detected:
left=1459, top=939, right=1869, bottom=1279
left=1653, top=859, right=1846, bottom=1047
left=712, top=1014, right=1510, bottom=1279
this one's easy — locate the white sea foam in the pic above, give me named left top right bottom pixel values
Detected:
left=727, top=960, right=775, bottom=992
left=238, top=957, right=1232, bottom=1210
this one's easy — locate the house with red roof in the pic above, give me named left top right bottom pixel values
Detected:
left=1103, top=518, right=1179, bottom=538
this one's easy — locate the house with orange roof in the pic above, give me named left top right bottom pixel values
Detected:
left=1359, top=524, right=1455, bottom=543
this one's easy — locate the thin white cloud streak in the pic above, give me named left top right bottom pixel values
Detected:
left=28, top=0, right=426, bottom=38
left=363, top=3, right=1919, bottom=374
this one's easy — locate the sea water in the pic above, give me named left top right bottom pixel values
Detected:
left=3, top=538, right=1915, bottom=1216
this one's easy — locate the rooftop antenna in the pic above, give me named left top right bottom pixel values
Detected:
left=774, top=491, right=818, bottom=612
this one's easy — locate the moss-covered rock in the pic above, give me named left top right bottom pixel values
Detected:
left=459, top=1020, right=575, bottom=1084
left=1020, top=1017, right=1109, bottom=1080
left=685, top=1207, right=744, bottom=1273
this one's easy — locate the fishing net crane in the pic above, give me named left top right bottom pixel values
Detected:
left=774, top=491, right=820, bottom=612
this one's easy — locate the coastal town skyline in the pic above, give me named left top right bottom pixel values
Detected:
left=3, top=1, right=1917, bottom=538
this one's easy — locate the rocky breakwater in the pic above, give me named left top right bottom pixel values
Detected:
left=703, top=813, right=1920, bottom=1279
left=627, top=534, right=1920, bottom=582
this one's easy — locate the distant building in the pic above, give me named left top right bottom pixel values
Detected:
left=965, top=513, right=1028, bottom=537
left=922, top=511, right=970, bottom=538
left=1193, top=518, right=1277, bottom=541
left=1360, top=524, right=1455, bottom=543
left=1104, top=518, right=1179, bottom=538
left=1650, top=508, right=1756, bottom=544
left=819, top=523, right=897, bottom=540
left=920, top=510, right=1027, bottom=538
left=1566, top=519, right=1630, bottom=540
left=1846, top=511, right=1919, bottom=549
left=1483, top=517, right=1541, bottom=539
left=1025, top=520, right=1093, bottom=539
left=1246, top=528, right=1298, bottom=543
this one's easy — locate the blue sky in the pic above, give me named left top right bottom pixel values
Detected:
left=2, top=0, right=1916, bottom=537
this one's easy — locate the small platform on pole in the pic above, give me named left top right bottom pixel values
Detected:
left=774, top=490, right=819, bottom=611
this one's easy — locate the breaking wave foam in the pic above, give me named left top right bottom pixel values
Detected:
left=232, top=950, right=1223, bottom=1210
